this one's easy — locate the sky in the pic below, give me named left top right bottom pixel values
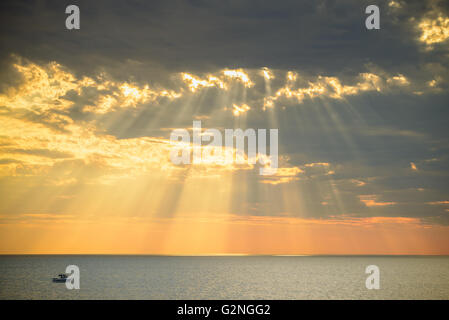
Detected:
left=0, top=0, right=448, bottom=254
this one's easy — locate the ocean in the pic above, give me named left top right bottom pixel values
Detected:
left=0, top=255, right=448, bottom=299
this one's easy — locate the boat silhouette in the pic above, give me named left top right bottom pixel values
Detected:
left=52, top=273, right=68, bottom=283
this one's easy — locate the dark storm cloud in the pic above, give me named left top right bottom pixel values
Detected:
left=1, top=0, right=447, bottom=79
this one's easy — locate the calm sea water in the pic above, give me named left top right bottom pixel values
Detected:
left=0, top=255, right=448, bottom=299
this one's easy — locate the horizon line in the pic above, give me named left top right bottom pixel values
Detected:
left=1, top=253, right=448, bottom=257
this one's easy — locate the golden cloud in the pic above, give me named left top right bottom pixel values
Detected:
left=419, top=15, right=449, bottom=47
left=359, top=195, right=397, bottom=207
left=263, top=72, right=410, bottom=109
left=259, top=166, right=303, bottom=185
left=427, top=201, right=449, bottom=205
left=232, top=103, right=251, bottom=116
left=415, top=1, right=449, bottom=49
left=0, top=58, right=183, bottom=117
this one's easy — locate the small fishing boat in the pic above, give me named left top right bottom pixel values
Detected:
left=52, top=273, right=68, bottom=283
